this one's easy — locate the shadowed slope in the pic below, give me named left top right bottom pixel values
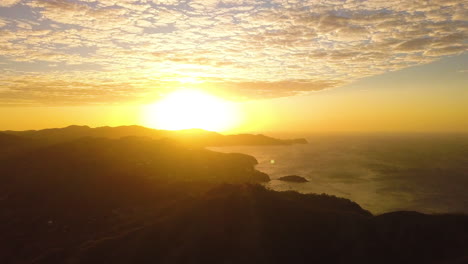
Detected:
left=68, top=185, right=468, bottom=264
left=5, top=184, right=466, bottom=264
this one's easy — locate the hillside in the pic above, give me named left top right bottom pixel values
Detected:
left=2, top=180, right=468, bottom=264
left=0, top=132, right=41, bottom=159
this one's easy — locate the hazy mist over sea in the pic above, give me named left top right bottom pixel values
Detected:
left=211, top=133, right=468, bottom=214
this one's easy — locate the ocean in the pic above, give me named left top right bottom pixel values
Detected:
left=210, top=133, right=468, bottom=215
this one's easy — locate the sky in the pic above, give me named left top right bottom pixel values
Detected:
left=0, top=0, right=467, bottom=133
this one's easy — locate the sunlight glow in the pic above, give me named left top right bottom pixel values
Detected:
left=143, top=89, right=240, bottom=132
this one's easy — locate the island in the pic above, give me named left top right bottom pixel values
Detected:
left=278, top=175, right=309, bottom=182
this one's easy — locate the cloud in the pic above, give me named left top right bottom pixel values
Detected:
left=396, top=38, right=434, bottom=51
left=0, top=18, right=8, bottom=28
left=0, top=0, right=20, bottom=7
left=0, top=0, right=466, bottom=105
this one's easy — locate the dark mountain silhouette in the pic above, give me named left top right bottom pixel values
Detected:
left=0, top=132, right=467, bottom=264
left=2, top=125, right=308, bottom=146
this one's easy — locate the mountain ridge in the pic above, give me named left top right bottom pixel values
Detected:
left=2, top=125, right=308, bottom=146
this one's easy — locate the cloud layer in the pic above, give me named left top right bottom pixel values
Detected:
left=0, top=0, right=466, bottom=105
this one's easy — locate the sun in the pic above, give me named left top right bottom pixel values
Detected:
left=143, top=89, right=239, bottom=132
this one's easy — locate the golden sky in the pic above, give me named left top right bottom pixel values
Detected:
left=0, top=0, right=467, bottom=132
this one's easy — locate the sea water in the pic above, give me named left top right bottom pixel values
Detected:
left=210, top=133, right=468, bottom=215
